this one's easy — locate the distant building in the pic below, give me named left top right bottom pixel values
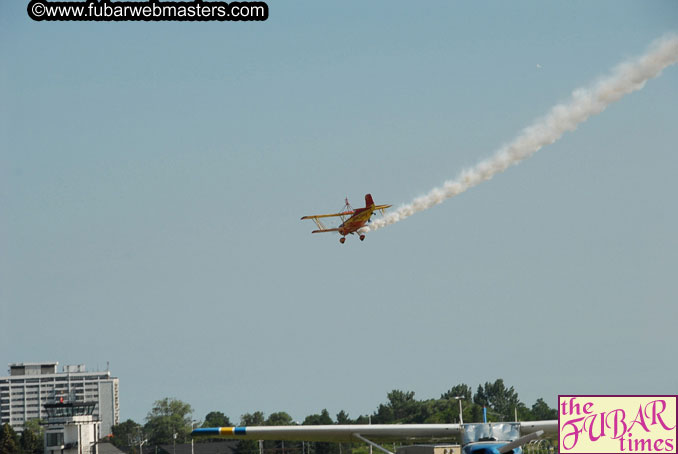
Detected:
left=0, top=362, right=119, bottom=436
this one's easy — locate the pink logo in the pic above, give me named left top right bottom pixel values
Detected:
left=559, top=395, right=677, bottom=454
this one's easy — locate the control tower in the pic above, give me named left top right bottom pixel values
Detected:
left=43, top=391, right=101, bottom=454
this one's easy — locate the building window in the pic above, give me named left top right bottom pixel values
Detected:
left=46, top=433, right=64, bottom=447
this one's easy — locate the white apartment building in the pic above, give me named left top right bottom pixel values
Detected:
left=0, top=362, right=119, bottom=437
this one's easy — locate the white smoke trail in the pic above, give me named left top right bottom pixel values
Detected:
left=364, top=34, right=678, bottom=233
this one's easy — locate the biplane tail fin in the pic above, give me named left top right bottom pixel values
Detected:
left=365, top=193, right=375, bottom=207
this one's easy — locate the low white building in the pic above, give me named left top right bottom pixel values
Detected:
left=44, top=399, right=101, bottom=454
left=0, top=362, right=119, bottom=436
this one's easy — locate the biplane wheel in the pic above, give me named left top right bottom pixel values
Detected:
left=340, top=237, right=346, bottom=244
left=359, top=235, right=365, bottom=241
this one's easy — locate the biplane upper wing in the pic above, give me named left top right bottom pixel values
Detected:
left=192, top=420, right=558, bottom=442
left=300, top=211, right=355, bottom=220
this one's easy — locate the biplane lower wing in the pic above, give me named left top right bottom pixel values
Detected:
left=312, top=228, right=340, bottom=234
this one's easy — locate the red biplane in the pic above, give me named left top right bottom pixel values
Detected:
left=301, top=194, right=391, bottom=244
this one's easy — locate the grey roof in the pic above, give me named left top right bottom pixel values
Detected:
left=99, top=443, right=128, bottom=454
left=141, top=441, right=238, bottom=454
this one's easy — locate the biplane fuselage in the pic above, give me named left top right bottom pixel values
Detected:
left=301, top=194, right=391, bottom=243
left=337, top=203, right=375, bottom=236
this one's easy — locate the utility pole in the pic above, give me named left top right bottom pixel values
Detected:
left=191, top=419, right=198, bottom=454
left=130, top=430, right=147, bottom=454
left=454, top=396, right=465, bottom=424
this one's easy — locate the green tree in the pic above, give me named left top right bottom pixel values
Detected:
left=439, top=385, right=475, bottom=423
left=144, top=398, right=193, bottom=445
left=21, top=420, right=44, bottom=454
left=19, top=424, right=42, bottom=454
left=266, top=412, right=294, bottom=426
left=354, top=380, right=555, bottom=426
left=111, top=419, right=143, bottom=451
left=202, top=412, right=232, bottom=428
left=353, top=415, right=370, bottom=424
left=372, top=402, right=394, bottom=424
left=240, top=412, right=265, bottom=426
left=419, top=398, right=456, bottom=424
left=531, top=398, right=557, bottom=420
left=335, top=411, right=352, bottom=425
left=474, top=379, right=524, bottom=422
left=470, top=403, right=485, bottom=423
left=474, top=385, right=488, bottom=408
left=302, top=409, right=332, bottom=426
left=373, top=390, right=423, bottom=423
left=391, top=390, right=421, bottom=422
left=0, top=423, right=19, bottom=454
left=441, top=384, right=473, bottom=402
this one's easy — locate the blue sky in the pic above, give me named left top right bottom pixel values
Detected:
left=2, top=1, right=677, bottom=425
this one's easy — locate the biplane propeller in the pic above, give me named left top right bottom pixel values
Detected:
left=301, top=194, right=392, bottom=244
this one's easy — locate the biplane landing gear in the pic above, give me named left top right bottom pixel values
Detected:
left=340, top=237, right=346, bottom=244
left=359, top=234, right=366, bottom=241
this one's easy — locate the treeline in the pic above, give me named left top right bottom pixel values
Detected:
left=0, top=420, right=43, bottom=454
left=109, top=379, right=557, bottom=454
